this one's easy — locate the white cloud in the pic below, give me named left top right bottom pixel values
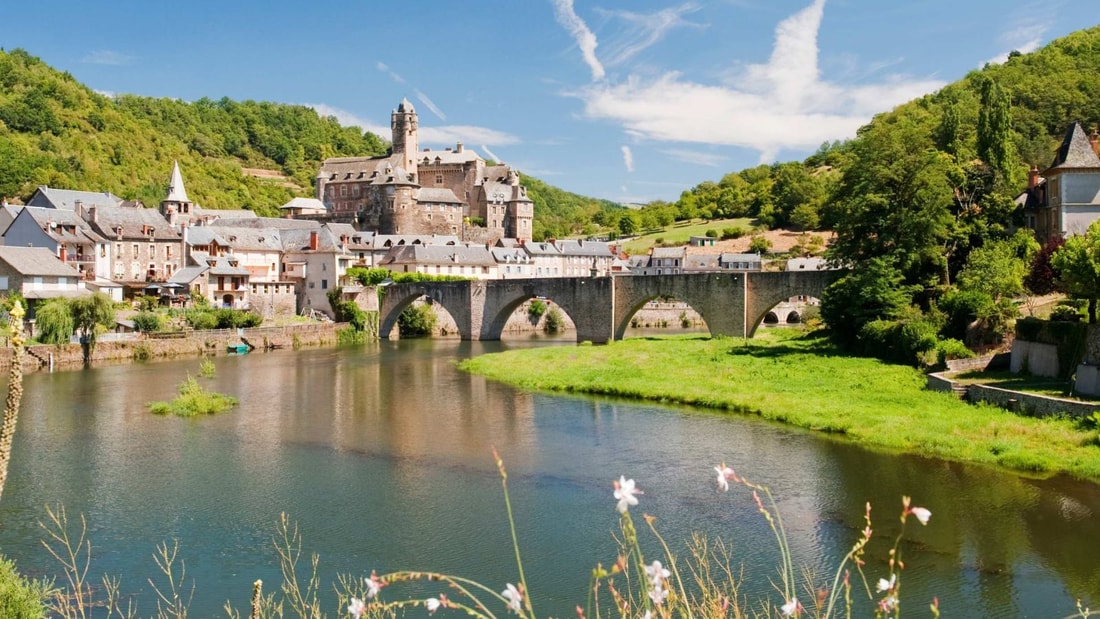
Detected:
left=305, top=103, right=389, bottom=136
left=415, top=89, right=447, bottom=121
left=481, top=145, right=503, bottom=163
left=94, top=89, right=117, bottom=99
left=621, top=145, right=635, bottom=172
left=552, top=0, right=605, bottom=81
left=595, top=3, right=705, bottom=67
left=983, top=2, right=1055, bottom=66
left=660, top=148, right=727, bottom=167
left=82, top=50, right=132, bottom=66
left=566, top=0, right=945, bottom=159
left=376, top=61, right=407, bottom=84
left=305, top=103, right=519, bottom=147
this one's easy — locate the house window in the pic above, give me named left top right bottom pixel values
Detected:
left=132, top=244, right=139, bottom=256
left=322, top=279, right=328, bottom=290
left=340, top=185, right=348, bottom=197
left=435, top=174, right=443, bottom=185
left=149, top=244, right=155, bottom=256
left=165, top=246, right=172, bottom=259
left=352, top=185, right=360, bottom=198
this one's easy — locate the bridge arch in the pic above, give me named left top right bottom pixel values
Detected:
left=744, top=271, right=836, bottom=337
left=613, top=274, right=745, bottom=340
left=378, top=281, right=474, bottom=339
left=480, top=279, right=612, bottom=343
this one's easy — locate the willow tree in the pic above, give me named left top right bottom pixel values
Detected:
left=70, top=293, right=115, bottom=365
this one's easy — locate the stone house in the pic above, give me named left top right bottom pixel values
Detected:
left=0, top=246, right=87, bottom=315
left=1, top=206, right=110, bottom=281
left=553, top=239, right=615, bottom=277
left=378, top=244, right=499, bottom=280
left=1018, top=122, right=1100, bottom=241
left=81, top=204, right=182, bottom=289
left=492, top=247, right=535, bottom=279
left=721, top=253, right=764, bottom=270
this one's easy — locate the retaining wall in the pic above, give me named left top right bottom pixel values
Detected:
left=1, top=323, right=340, bottom=372
left=926, top=371, right=1100, bottom=418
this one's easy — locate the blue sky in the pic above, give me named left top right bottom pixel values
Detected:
left=2, top=1, right=1098, bottom=204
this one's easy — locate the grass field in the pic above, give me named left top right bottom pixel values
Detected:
left=459, top=330, right=1100, bottom=482
left=620, top=217, right=754, bottom=254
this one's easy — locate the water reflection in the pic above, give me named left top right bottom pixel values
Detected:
left=0, top=339, right=1096, bottom=617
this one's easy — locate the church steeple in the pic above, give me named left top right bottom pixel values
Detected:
left=160, top=160, right=193, bottom=221
left=166, top=160, right=190, bottom=203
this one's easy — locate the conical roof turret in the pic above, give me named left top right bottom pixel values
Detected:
left=166, top=160, right=190, bottom=203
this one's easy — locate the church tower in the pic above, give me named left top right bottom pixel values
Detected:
left=160, top=160, right=193, bottom=225
left=391, top=98, right=419, bottom=174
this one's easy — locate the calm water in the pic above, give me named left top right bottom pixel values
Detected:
left=0, top=337, right=1097, bottom=618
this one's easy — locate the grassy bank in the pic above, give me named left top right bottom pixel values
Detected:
left=459, top=330, right=1100, bottom=482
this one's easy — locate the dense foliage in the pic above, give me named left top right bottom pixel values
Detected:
left=0, top=49, right=389, bottom=215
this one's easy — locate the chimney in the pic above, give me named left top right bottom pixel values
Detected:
left=309, top=230, right=319, bottom=251
left=1092, top=130, right=1100, bottom=157
left=59, top=246, right=67, bottom=262
left=1028, top=165, right=1040, bottom=190
left=456, top=142, right=464, bottom=153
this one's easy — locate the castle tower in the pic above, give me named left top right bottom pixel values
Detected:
left=391, top=98, right=419, bottom=174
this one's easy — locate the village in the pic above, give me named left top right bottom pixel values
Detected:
left=0, top=100, right=828, bottom=329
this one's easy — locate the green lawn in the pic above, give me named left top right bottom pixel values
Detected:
left=621, top=217, right=754, bottom=254
left=459, top=330, right=1100, bottom=482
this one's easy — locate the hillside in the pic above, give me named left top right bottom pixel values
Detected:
left=0, top=48, right=621, bottom=230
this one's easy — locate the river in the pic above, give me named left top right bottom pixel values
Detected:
left=0, top=337, right=1097, bottom=617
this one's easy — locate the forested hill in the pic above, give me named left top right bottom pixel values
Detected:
left=0, top=48, right=622, bottom=229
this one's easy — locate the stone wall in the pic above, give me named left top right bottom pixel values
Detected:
left=2, top=323, right=339, bottom=372
left=1010, top=340, right=1061, bottom=377
left=926, top=371, right=1100, bottom=418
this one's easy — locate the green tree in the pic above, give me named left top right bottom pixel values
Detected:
left=33, top=298, right=73, bottom=345
left=748, top=234, right=771, bottom=254
left=1052, top=221, right=1100, bottom=322
left=820, top=257, right=914, bottom=347
left=70, top=293, right=115, bottom=364
left=828, top=114, right=954, bottom=288
left=976, top=78, right=1017, bottom=186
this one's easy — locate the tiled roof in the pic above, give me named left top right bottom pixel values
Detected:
left=21, top=206, right=107, bottom=243
left=417, top=147, right=482, bottom=167
left=0, top=246, right=81, bottom=277
left=1049, top=123, right=1100, bottom=170
left=28, top=187, right=124, bottom=211
left=191, top=225, right=283, bottom=251
left=85, top=205, right=180, bottom=241
left=651, top=247, right=686, bottom=258
left=280, top=197, right=327, bottom=211
left=166, top=161, right=190, bottom=203
left=193, top=207, right=258, bottom=220
left=169, top=265, right=209, bottom=284
left=416, top=187, right=463, bottom=204
left=555, top=239, right=613, bottom=257
left=380, top=244, right=496, bottom=267
left=208, top=217, right=317, bottom=230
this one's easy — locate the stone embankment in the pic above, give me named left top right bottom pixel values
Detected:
left=0, top=323, right=339, bottom=371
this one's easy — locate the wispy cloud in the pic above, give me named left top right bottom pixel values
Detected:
left=660, top=148, right=727, bottom=167
left=621, top=145, right=635, bottom=172
left=414, top=89, right=447, bottom=121
left=305, top=103, right=518, bottom=146
left=93, top=89, right=117, bottom=99
left=595, top=3, right=706, bottom=67
left=482, top=145, right=503, bottom=163
left=82, top=50, right=132, bottom=66
left=559, top=0, right=945, bottom=161
left=983, top=4, right=1054, bottom=66
left=552, top=0, right=605, bottom=81
left=376, top=61, right=406, bottom=84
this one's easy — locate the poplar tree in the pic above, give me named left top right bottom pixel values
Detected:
left=976, top=79, right=1016, bottom=186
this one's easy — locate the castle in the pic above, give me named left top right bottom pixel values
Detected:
left=315, top=99, right=534, bottom=242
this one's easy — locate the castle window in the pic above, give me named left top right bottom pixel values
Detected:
left=435, top=175, right=443, bottom=185
left=340, top=186, right=348, bottom=197
left=352, top=185, right=360, bottom=198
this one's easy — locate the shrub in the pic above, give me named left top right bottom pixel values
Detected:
left=184, top=310, right=219, bottom=331
left=148, top=375, right=237, bottom=417
left=721, top=226, right=747, bottom=240
left=544, top=307, right=564, bottom=334
left=214, top=309, right=262, bottom=329
left=704, top=228, right=718, bottom=238
left=0, top=555, right=49, bottom=619
left=528, top=299, right=547, bottom=320
left=748, top=234, right=771, bottom=254
left=937, top=288, right=992, bottom=341
left=132, top=311, right=162, bottom=333
left=397, top=303, right=436, bottom=337
left=1050, top=305, right=1083, bottom=322
left=936, top=338, right=974, bottom=365
left=137, top=295, right=160, bottom=312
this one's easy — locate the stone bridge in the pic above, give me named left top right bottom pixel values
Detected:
left=378, top=271, right=840, bottom=343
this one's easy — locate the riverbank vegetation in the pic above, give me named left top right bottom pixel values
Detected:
left=148, top=374, right=237, bottom=417
left=460, top=330, right=1100, bottom=482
